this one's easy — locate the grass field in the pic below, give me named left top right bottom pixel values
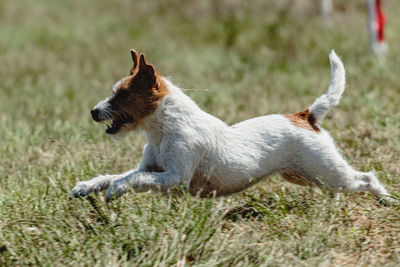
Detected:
left=0, top=0, right=399, bottom=265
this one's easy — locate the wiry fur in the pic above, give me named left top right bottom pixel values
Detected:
left=72, top=50, right=391, bottom=202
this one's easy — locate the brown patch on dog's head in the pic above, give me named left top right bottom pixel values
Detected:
left=91, top=50, right=169, bottom=136
left=284, top=109, right=320, bottom=133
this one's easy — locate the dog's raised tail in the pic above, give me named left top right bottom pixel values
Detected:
left=309, top=50, right=346, bottom=124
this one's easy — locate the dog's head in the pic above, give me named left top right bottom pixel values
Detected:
left=91, top=50, right=168, bottom=138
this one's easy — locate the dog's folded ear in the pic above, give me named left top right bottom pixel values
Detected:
left=130, top=49, right=139, bottom=75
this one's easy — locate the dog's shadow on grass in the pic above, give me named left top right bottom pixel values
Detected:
left=223, top=195, right=312, bottom=222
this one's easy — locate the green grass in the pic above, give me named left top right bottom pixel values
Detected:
left=1, top=0, right=399, bottom=265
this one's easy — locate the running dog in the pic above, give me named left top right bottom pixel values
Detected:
left=72, top=49, right=391, bottom=201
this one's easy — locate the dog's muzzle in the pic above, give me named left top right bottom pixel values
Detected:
left=91, top=106, right=134, bottom=135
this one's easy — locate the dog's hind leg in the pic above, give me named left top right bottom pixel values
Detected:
left=283, top=164, right=391, bottom=200
left=293, top=134, right=391, bottom=200
left=342, top=171, right=390, bottom=198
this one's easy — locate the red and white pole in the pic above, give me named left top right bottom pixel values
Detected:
left=367, top=0, right=388, bottom=54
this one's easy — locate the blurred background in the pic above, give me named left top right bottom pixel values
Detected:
left=0, top=0, right=399, bottom=265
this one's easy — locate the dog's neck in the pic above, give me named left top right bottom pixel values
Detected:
left=140, top=78, right=204, bottom=144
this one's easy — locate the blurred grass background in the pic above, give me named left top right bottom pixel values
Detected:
left=0, top=0, right=399, bottom=265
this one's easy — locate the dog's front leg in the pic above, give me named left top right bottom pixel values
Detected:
left=72, top=144, right=156, bottom=198
left=71, top=169, right=138, bottom=197
left=105, top=171, right=184, bottom=201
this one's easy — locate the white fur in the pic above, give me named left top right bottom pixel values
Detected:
left=72, top=51, right=391, bottom=201
left=309, top=50, right=346, bottom=123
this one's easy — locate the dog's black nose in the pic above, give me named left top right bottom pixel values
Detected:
left=91, top=109, right=100, bottom=121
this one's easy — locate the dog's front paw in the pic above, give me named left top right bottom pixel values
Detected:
left=71, top=175, right=114, bottom=198
left=105, top=179, right=128, bottom=202
left=71, top=181, right=93, bottom=198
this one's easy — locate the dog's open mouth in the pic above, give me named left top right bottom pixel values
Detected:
left=105, top=116, right=133, bottom=134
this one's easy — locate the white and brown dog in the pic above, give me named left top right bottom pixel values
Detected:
left=72, top=50, right=391, bottom=201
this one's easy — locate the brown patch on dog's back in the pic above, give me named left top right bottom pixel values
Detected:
left=284, top=109, right=320, bottom=132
